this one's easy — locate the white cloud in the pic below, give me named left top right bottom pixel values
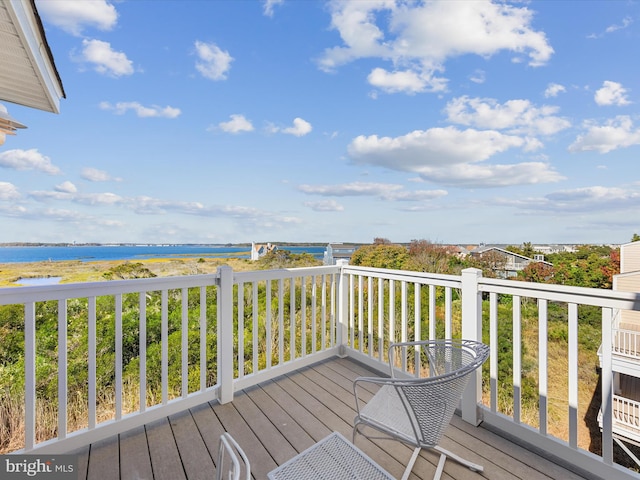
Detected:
left=589, top=16, right=633, bottom=38
left=544, top=83, right=566, bottom=98
left=367, top=68, right=446, bottom=94
left=55, top=181, right=77, bottom=193
left=37, top=0, right=118, bottom=36
left=81, top=167, right=122, bottom=182
left=0, top=149, right=61, bottom=175
left=347, top=127, right=563, bottom=187
left=569, top=116, right=640, bottom=153
left=298, top=182, right=447, bottom=201
left=319, top=0, right=553, bottom=94
left=499, top=185, right=640, bottom=214
left=99, top=101, right=181, bottom=118
left=304, top=200, right=345, bottom=212
left=299, top=182, right=404, bottom=197
left=218, top=114, right=254, bottom=133
left=282, top=118, right=313, bottom=137
left=81, top=39, right=134, bottom=77
left=30, top=190, right=123, bottom=206
left=469, top=69, right=486, bottom=84
left=594, top=80, right=631, bottom=106
left=263, top=0, right=284, bottom=17
left=0, top=182, right=20, bottom=200
left=194, top=41, right=233, bottom=80
left=444, top=96, right=571, bottom=136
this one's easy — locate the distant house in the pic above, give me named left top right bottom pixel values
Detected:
left=323, top=243, right=359, bottom=265
left=251, top=242, right=277, bottom=261
left=469, top=245, right=552, bottom=278
left=598, top=241, right=640, bottom=456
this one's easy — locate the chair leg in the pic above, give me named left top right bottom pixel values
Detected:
left=400, top=447, right=421, bottom=480
left=433, top=453, right=447, bottom=480
left=433, top=445, right=484, bottom=473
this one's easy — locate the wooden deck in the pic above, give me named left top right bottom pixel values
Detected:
left=72, top=357, right=592, bottom=480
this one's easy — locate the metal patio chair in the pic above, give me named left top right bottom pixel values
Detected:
left=353, top=339, right=490, bottom=480
left=217, top=432, right=251, bottom=480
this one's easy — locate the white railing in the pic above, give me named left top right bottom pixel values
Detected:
left=1, top=265, right=640, bottom=479
left=615, top=329, right=640, bottom=359
left=613, top=396, right=640, bottom=432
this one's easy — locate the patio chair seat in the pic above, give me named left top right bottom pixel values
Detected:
left=353, top=339, right=490, bottom=480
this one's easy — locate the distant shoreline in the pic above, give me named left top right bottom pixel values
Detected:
left=0, top=242, right=328, bottom=247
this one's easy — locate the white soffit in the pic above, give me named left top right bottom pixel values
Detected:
left=0, top=0, right=65, bottom=113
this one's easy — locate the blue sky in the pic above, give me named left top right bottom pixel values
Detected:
left=1, top=0, right=640, bottom=246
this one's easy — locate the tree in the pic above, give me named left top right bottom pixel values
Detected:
left=373, top=237, right=391, bottom=245
left=405, top=239, right=452, bottom=274
left=350, top=243, right=408, bottom=269
left=520, top=262, right=555, bottom=283
left=632, top=233, right=640, bottom=243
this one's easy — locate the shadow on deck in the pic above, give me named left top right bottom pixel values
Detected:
left=73, top=357, right=591, bottom=480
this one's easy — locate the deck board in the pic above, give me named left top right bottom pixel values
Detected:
left=78, top=357, right=592, bottom=480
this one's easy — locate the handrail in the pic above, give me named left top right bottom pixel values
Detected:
left=1, top=264, right=639, bottom=478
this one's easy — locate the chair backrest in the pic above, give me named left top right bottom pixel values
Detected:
left=216, top=433, right=251, bottom=480
left=391, top=340, right=490, bottom=448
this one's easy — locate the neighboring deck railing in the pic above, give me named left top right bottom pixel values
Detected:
left=2, top=265, right=640, bottom=479
left=614, top=328, right=640, bottom=359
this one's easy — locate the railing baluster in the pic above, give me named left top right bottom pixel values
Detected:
left=58, top=299, right=68, bottom=437
left=349, top=274, right=354, bottom=349
left=513, top=295, right=521, bottom=424
left=252, top=282, right=258, bottom=374
left=115, top=295, right=122, bottom=420
left=290, top=278, right=296, bottom=361
left=367, top=276, right=373, bottom=358
left=601, top=307, right=613, bottom=465
left=24, top=302, right=35, bottom=451
left=88, top=296, right=96, bottom=429
left=139, top=292, right=146, bottom=412
left=538, top=298, right=548, bottom=436
left=322, top=275, right=327, bottom=350
left=358, top=275, right=363, bottom=353
left=389, top=280, right=395, bottom=348
left=181, top=288, right=188, bottom=398
left=200, top=286, right=207, bottom=391
left=401, top=280, right=407, bottom=372
left=568, top=302, right=578, bottom=449
left=311, top=276, right=317, bottom=355
left=161, top=290, right=168, bottom=405
left=414, top=283, right=421, bottom=378
left=266, top=280, right=272, bottom=368
left=301, top=278, right=306, bottom=357
left=237, top=282, right=244, bottom=379
left=377, top=277, right=383, bottom=362
left=429, top=284, right=436, bottom=340
left=445, top=286, right=452, bottom=339
left=490, top=292, right=498, bottom=413
left=278, top=278, right=284, bottom=363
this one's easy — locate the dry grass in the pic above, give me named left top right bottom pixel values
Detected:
left=0, top=256, right=257, bottom=287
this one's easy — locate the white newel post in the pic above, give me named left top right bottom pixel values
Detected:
left=218, top=266, right=234, bottom=404
left=336, top=260, right=349, bottom=357
left=461, top=267, right=483, bottom=426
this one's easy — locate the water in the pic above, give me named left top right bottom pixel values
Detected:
left=0, top=244, right=327, bottom=264
left=15, top=277, right=62, bottom=286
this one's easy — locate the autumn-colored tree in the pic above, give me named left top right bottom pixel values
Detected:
left=405, top=239, right=453, bottom=274
left=520, top=262, right=555, bottom=283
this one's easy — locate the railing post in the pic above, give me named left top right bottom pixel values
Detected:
left=218, top=266, right=235, bottom=404
left=461, top=267, right=483, bottom=426
left=336, top=260, right=349, bottom=357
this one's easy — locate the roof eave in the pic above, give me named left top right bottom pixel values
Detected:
left=2, top=0, right=65, bottom=113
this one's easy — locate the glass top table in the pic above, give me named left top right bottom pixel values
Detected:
left=267, top=431, right=395, bottom=480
